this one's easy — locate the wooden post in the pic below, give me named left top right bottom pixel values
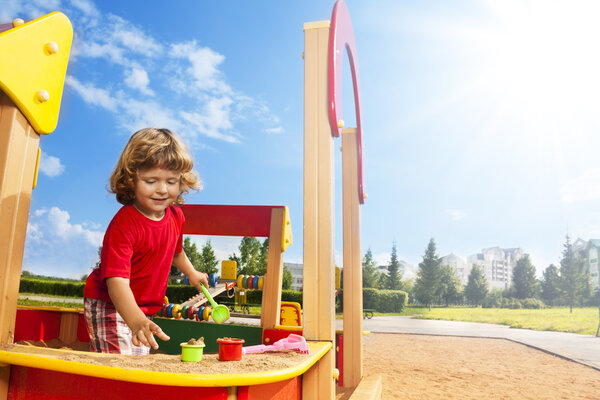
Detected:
left=341, top=127, right=363, bottom=387
left=260, top=208, right=286, bottom=329
left=0, top=92, right=40, bottom=347
left=0, top=12, right=72, bottom=399
left=303, top=20, right=336, bottom=400
left=0, top=92, right=40, bottom=400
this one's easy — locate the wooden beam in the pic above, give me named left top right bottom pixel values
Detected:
left=0, top=92, right=39, bottom=346
left=303, top=20, right=335, bottom=400
left=0, top=92, right=40, bottom=400
left=260, top=208, right=285, bottom=329
left=342, top=127, right=363, bottom=387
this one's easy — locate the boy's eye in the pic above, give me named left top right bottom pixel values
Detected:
left=167, top=180, right=178, bottom=185
left=145, top=180, right=156, bottom=184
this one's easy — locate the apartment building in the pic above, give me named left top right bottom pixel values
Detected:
left=440, top=253, right=469, bottom=284
left=466, top=247, right=524, bottom=290
left=284, top=262, right=304, bottom=291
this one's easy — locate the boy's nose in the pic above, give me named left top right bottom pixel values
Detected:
left=157, top=182, right=168, bottom=193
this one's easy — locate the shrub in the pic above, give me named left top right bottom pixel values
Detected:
left=520, top=298, right=546, bottom=309
left=377, top=290, right=408, bottom=313
left=19, top=278, right=84, bottom=297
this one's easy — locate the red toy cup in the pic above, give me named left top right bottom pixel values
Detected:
left=217, top=338, right=245, bottom=361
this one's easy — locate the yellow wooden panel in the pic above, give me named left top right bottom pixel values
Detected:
left=0, top=12, right=73, bottom=134
left=221, top=260, right=237, bottom=280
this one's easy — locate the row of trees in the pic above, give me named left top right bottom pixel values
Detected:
left=174, top=236, right=293, bottom=289
left=362, top=236, right=599, bottom=312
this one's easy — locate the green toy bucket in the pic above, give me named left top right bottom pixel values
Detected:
left=180, top=342, right=205, bottom=362
left=201, top=284, right=230, bottom=324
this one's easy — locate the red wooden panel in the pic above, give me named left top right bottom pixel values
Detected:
left=181, top=205, right=284, bottom=237
left=14, top=309, right=60, bottom=342
left=336, top=333, right=343, bottom=387
left=262, top=329, right=299, bottom=345
left=8, top=366, right=228, bottom=400
left=77, top=314, right=90, bottom=342
left=247, top=377, right=301, bottom=400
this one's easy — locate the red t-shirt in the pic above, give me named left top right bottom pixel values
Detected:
left=84, top=205, right=184, bottom=315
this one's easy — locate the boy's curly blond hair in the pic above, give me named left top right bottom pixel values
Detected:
left=109, top=128, right=201, bottom=205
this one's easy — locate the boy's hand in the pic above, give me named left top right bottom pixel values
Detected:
left=188, top=270, right=209, bottom=291
left=130, top=317, right=170, bottom=350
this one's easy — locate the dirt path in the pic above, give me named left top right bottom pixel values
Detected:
left=337, top=333, right=600, bottom=400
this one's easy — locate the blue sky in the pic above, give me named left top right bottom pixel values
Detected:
left=6, top=0, right=600, bottom=279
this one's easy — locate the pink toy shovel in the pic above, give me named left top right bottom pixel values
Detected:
left=242, top=334, right=309, bottom=355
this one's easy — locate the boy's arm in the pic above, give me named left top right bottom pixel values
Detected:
left=106, top=277, right=170, bottom=349
left=172, top=251, right=209, bottom=291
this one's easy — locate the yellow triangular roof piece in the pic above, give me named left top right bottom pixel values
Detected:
left=0, top=12, right=72, bottom=135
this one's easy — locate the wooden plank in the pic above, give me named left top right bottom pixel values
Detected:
left=260, top=208, right=285, bottom=329
left=0, top=92, right=39, bottom=347
left=58, top=312, right=79, bottom=344
left=342, top=128, right=363, bottom=387
left=181, top=204, right=286, bottom=237
left=348, top=375, right=382, bottom=400
left=0, top=92, right=39, bottom=400
left=302, top=21, right=336, bottom=400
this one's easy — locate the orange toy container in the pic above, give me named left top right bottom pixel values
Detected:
left=217, top=338, right=245, bottom=361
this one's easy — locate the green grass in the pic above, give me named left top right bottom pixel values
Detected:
left=401, top=306, right=599, bottom=335
left=18, top=297, right=83, bottom=309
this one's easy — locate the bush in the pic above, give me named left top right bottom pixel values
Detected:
left=19, top=278, right=84, bottom=297
left=520, top=298, right=546, bottom=309
left=362, top=288, right=379, bottom=310
left=377, top=290, right=408, bottom=313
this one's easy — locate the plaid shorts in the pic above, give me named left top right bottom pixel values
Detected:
left=84, top=298, right=151, bottom=355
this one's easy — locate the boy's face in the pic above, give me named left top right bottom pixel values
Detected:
left=133, top=167, right=181, bottom=220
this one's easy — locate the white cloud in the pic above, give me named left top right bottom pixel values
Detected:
left=18, top=0, right=281, bottom=147
left=0, top=0, right=61, bottom=21
left=265, top=127, right=283, bottom=134
left=446, top=209, right=466, bottom=221
left=39, top=151, right=65, bottom=177
left=24, top=206, right=104, bottom=279
left=66, top=75, right=119, bottom=112
left=47, top=207, right=103, bottom=246
left=69, top=0, right=99, bottom=17
left=560, top=168, right=600, bottom=203
left=105, top=14, right=162, bottom=56
left=124, top=68, right=153, bottom=95
left=170, top=42, right=229, bottom=93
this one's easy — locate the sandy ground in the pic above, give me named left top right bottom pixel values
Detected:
left=335, top=333, right=600, bottom=400
left=12, top=333, right=600, bottom=399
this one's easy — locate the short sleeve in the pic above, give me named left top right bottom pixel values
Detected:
left=173, top=206, right=185, bottom=254
left=100, top=213, right=135, bottom=280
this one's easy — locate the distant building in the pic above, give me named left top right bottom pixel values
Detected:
left=585, top=240, right=600, bottom=291
left=441, top=253, right=468, bottom=284
left=467, top=247, right=524, bottom=290
left=559, top=237, right=599, bottom=291
left=284, top=262, right=303, bottom=291
left=377, top=259, right=414, bottom=279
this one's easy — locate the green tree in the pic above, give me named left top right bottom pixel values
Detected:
left=182, top=237, right=201, bottom=270
left=465, top=264, right=488, bottom=306
left=541, top=264, right=561, bottom=305
left=437, top=265, right=463, bottom=306
left=386, top=243, right=402, bottom=290
left=282, top=265, right=293, bottom=290
left=229, top=236, right=261, bottom=275
left=362, top=248, right=380, bottom=288
left=414, top=238, right=441, bottom=310
left=559, top=235, right=589, bottom=313
left=511, top=254, right=539, bottom=299
left=256, top=238, right=269, bottom=276
left=199, top=240, right=219, bottom=274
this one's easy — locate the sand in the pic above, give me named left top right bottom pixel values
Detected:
left=7, top=340, right=308, bottom=374
left=335, top=333, right=600, bottom=400
left=11, top=333, right=600, bottom=399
